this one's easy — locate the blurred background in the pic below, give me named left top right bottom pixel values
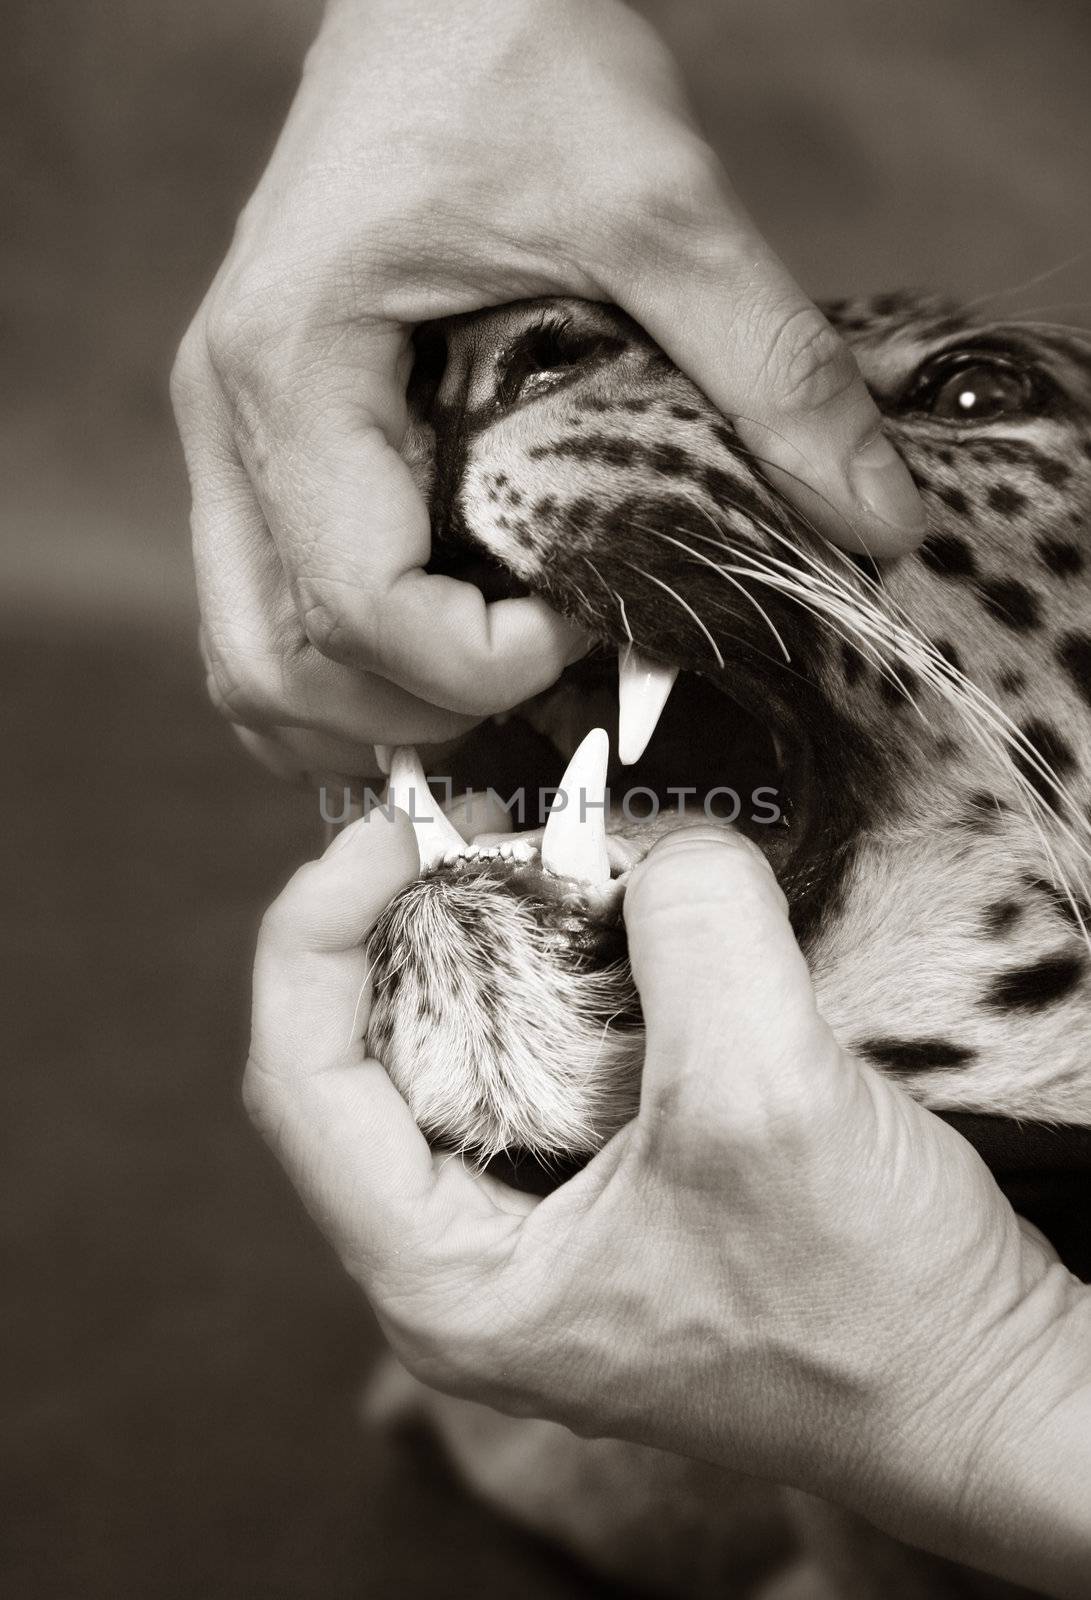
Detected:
left=3, top=1, right=1089, bottom=1595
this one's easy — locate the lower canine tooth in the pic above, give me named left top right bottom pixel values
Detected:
left=618, top=649, right=679, bottom=765
left=541, top=727, right=611, bottom=889
left=386, top=747, right=466, bottom=872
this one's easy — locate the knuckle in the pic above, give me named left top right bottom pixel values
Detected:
left=169, top=324, right=209, bottom=422
left=240, top=1053, right=282, bottom=1133
left=203, top=276, right=287, bottom=398
left=300, top=586, right=375, bottom=668
left=606, top=134, right=728, bottom=258
left=205, top=648, right=281, bottom=727
left=204, top=297, right=261, bottom=393
left=764, top=306, right=863, bottom=417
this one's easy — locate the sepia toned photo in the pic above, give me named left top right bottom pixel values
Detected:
left=5, top=2, right=1090, bottom=1595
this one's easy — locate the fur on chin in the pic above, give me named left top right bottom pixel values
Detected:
left=366, top=872, right=644, bottom=1162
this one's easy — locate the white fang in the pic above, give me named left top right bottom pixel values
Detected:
left=541, top=727, right=612, bottom=889
left=386, top=746, right=466, bottom=872
left=617, top=649, right=679, bottom=765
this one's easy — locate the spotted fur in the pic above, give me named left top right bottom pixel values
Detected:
left=365, top=295, right=1091, bottom=1600
left=370, top=294, right=1091, bottom=1156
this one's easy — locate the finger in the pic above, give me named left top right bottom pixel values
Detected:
left=247, top=807, right=518, bottom=1273
left=612, top=198, right=926, bottom=558
left=181, top=377, right=483, bottom=746
left=253, top=806, right=419, bottom=1060
left=224, top=322, right=587, bottom=715
left=623, top=826, right=833, bottom=1123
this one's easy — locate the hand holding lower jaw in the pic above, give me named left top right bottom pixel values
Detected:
left=247, top=809, right=1091, bottom=1599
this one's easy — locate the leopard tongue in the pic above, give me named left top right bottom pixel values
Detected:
left=617, top=649, right=679, bottom=766
left=541, top=727, right=612, bottom=889
left=386, top=746, right=466, bottom=871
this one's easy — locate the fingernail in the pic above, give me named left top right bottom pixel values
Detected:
left=850, top=432, right=927, bottom=535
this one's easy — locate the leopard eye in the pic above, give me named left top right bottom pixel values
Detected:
left=497, top=317, right=623, bottom=409
left=910, top=354, right=1037, bottom=423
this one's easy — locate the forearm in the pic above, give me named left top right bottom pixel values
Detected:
left=846, top=1266, right=1091, bottom=1597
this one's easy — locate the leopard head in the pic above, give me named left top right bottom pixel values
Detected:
left=366, top=295, right=1091, bottom=1164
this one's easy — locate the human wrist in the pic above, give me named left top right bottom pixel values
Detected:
left=845, top=1265, right=1091, bottom=1594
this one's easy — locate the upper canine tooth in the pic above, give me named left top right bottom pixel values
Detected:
left=386, top=747, right=466, bottom=871
left=541, top=727, right=611, bottom=889
left=617, top=649, right=678, bottom=765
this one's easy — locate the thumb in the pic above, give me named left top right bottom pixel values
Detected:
left=623, top=826, right=837, bottom=1129
left=614, top=200, right=926, bottom=558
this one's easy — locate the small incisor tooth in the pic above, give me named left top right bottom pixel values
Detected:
left=617, top=649, right=679, bottom=766
left=386, top=747, right=466, bottom=872
left=541, top=727, right=611, bottom=888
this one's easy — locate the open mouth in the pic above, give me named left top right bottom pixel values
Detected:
left=388, top=645, right=808, bottom=919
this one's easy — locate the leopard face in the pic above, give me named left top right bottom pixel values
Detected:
left=366, top=294, right=1091, bottom=1164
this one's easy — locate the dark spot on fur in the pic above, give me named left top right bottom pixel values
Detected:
left=669, top=404, right=702, bottom=422
left=535, top=495, right=558, bottom=519
left=934, top=638, right=963, bottom=674
left=879, top=666, right=919, bottom=706
left=871, top=292, right=910, bottom=317
left=997, top=666, right=1026, bottom=695
left=920, top=533, right=977, bottom=578
left=565, top=496, right=597, bottom=537
left=841, top=642, right=866, bottom=686
left=1038, top=538, right=1084, bottom=577
left=703, top=466, right=773, bottom=526
left=858, top=1037, right=977, bottom=1072
left=648, top=442, right=691, bottom=476
left=977, top=578, right=1040, bottom=631
left=937, top=486, right=970, bottom=516
left=1057, top=633, right=1091, bottom=710
left=1038, top=456, right=1072, bottom=488
left=982, top=953, right=1084, bottom=1012
left=1014, top=719, right=1077, bottom=803
left=987, top=484, right=1027, bottom=516
left=958, top=791, right=1006, bottom=833
left=983, top=899, right=1023, bottom=936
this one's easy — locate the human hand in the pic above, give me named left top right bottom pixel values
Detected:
left=172, top=0, right=925, bottom=785
left=246, top=809, right=1090, bottom=1596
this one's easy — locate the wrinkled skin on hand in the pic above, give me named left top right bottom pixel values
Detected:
left=245, top=809, right=1091, bottom=1599
left=171, top=0, right=923, bottom=788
